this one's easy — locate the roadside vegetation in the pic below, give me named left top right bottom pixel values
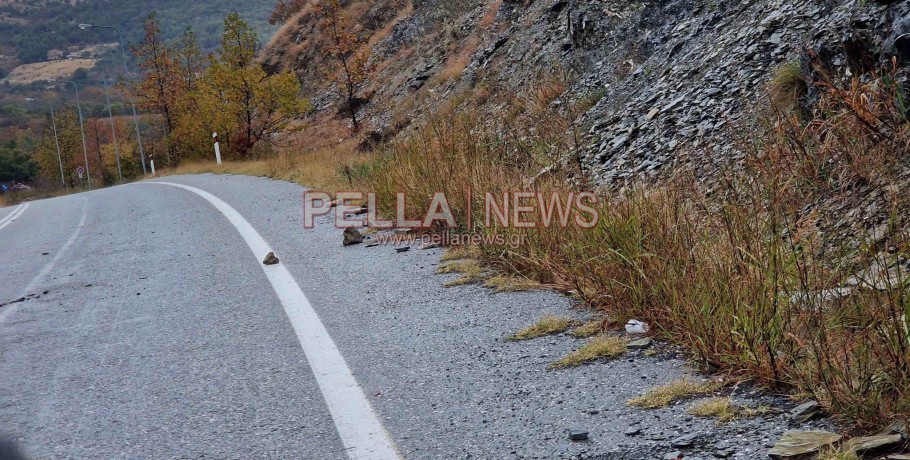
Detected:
left=508, top=315, right=577, bottom=341
left=147, top=52, right=910, bottom=430
left=436, top=259, right=484, bottom=287
left=570, top=320, right=606, bottom=339
left=358, top=62, right=910, bottom=430
left=161, top=140, right=372, bottom=193
left=483, top=275, right=545, bottom=292
left=628, top=379, right=723, bottom=409
left=549, top=335, right=627, bottom=370
left=688, top=397, right=774, bottom=422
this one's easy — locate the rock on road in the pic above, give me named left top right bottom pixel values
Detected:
left=0, top=175, right=794, bottom=459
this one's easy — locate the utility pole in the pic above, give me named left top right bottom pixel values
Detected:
left=99, top=60, right=123, bottom=182
left=79, top=23, right=147, bottom=175
left=25, top=98, right=66, bottom=188
left=51, top=79, right=92, bottom=190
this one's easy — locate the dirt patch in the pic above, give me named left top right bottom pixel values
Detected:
left=3, top=59, right=96, bottom=85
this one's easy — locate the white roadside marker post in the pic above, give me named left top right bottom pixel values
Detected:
left=150, top=160, right=156, bottom=176
left=213, top=132, right=222, bottom=165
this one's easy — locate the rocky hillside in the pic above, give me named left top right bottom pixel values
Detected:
left=264, top=0, right=909, bottom=184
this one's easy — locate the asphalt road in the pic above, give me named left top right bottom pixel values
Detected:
left=0, top=175, right=801, bottom=459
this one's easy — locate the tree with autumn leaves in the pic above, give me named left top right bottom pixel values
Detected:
left=130, top=13, right=309, bottom=163
left=315, top=0, right=369, bottom=131
left=130, top=14, right=184, bottom=165
left=30, top=107, right=141, bottom=187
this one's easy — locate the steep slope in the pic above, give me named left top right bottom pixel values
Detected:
left=264, top=0, right=909, bottom=183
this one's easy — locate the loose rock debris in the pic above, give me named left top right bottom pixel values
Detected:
left=262, top=252, right=280, bottom=265
left=568, top=428, right=589, bottom=441
left=343, top=228, right=363, bottom=246
left=768, top=430, right=841, bottom=459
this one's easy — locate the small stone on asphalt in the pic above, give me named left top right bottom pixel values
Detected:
left=262, top=252, right=279, bottom=265
left=568, top=428, right=589, bottom=441
left=343, top=227, right=364, bottom=246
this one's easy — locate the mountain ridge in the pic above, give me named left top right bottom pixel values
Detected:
left=0, top=0, right=278, bottom=76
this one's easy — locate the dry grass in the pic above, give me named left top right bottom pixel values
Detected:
left=689, top=397, right=773, bottom=422
left=571, top=320, right=606, bottom=338
left=437, top=259, right=484, bottom=287
left=508, top=315, right=576, bottom=341
left=817, top=448, right=859, bottom=460
left=740, top=405, right=775, bottom=418
left=358, top=65, right=910, bottom=430
left=164, top=159, right=271, bottom=178
left=438, top=34, right=481, bottom=83
left=628, top=379, right=722, bottom=409
left=479, top=0, right=502, bottom=28
left=689, top=397, right=739, bottom=421
left=3, top=59, right=96, bottom=85
left=367, top=1, right=414, bottom=49
left=440, top=245, right=483, bottom=261
left=0, top=186, right=77, bottom=206
left=483, top=275, right=546, bottom=292
left=768, top=61, right=807, bottom=113
left=162, top=142, right=373, bottom=193
left=549, top=335, right=627, bottom=369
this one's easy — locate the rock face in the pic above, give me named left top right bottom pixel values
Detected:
left=264, top=0, right=910, bottom=185
left=576, top=0, right=910, bottom=185
left=768, top=430, right=842, bottom=459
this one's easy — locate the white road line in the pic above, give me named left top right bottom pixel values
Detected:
left=0, top=203, right=29, bottom=230
left=0, top=203, right=25, bottom=226
left=149, top=182, right=402, bottom=460
left=0, top=199, right=87, bottom=326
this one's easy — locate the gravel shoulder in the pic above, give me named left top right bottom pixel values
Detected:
left=152, top=174, right=832, bottom=459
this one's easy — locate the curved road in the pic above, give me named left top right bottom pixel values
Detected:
left=0, top=175, right=791, bottom=459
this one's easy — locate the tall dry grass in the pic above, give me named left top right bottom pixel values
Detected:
left=362, top=64, right=910, bottom=430
left=162, top=140, right=372, bottom=193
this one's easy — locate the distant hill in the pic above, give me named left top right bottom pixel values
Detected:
left=0, top=0, right=278, bottom=74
